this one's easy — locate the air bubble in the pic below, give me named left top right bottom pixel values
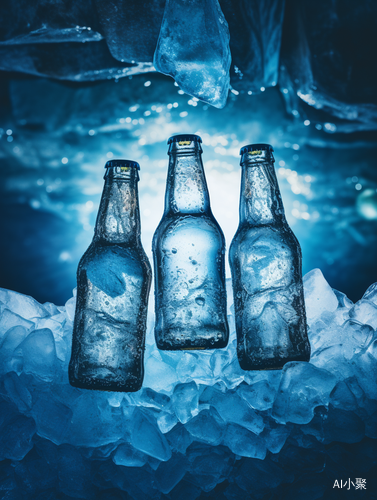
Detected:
left=195, top=297, right=205, bottom=307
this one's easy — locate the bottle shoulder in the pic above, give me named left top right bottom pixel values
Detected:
left=79, top=241, right=151, bottom=273
left=230, top=223, right=301, bottom=258
left=154, top=212, right=224, bottom=236
left=153, top=213, right=225, bottom=249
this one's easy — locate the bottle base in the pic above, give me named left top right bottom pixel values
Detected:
left=238, top=352, right=310, bottom=371
left=68, top=373, right=142, bottom=393
left=156, top=339, right=228, bottom=351
left=155, top=326, right=229, bottom=351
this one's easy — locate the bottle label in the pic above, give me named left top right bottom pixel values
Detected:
left=121, top=166, right=130, bottom=172
left=249, top=150, right=262, bottom=155
left=178, top=141, right=192, bottom=146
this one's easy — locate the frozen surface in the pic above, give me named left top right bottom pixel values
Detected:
left=0, top=270, right=376, bottom=497
left=154, top=0, right=231, bottom=108
left=280, top=0, right=377, bottom=132
left=95, top=0, right=165, bottom=63
left=221, top=0, right=285, bottom=92
left=0, top=41, right=153, bottom=81
left=1, top=0, right=377, bottom=125
left=0, top=0, right=101, bottom=43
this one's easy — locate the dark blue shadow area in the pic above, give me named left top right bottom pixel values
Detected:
left=0, top=203, right=82, bottom=304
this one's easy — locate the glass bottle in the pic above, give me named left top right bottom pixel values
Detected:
left=229, top=144, right=310, bottom=370
left=153, top=134, right=229, bottom=350
left=69, top=160, right=152, bottom=391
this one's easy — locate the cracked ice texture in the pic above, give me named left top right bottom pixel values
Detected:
left=0, top=40, right=153, bottom=82
left=220, top=0, right=285, bottom=92
left=0, top=269, right=377, bottom=497
left=153, top=0, right=231, bottom=109
left=279, top=0, right=377, bottom=132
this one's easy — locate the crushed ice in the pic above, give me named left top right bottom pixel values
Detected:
left=0, top=269, right=376, bottom=497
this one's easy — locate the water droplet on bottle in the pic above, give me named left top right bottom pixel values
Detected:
left=195, top=297, right=205, bottom=307
left=191, top=260, right=197, bottom=265
left=172, top=248, right=177, bottom=254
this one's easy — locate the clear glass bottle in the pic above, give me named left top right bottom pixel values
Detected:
left=69, top=160, right=152, bottom=392
left=153, top=134, right=229, bottom=350
left=229, top=144, right=310, bottom=370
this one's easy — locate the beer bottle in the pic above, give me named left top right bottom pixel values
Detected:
left=229, top=144, right=310, bottom=370
left=153, top=134, right=229, bottom=350
left=69, top=160, right=152, bottom=391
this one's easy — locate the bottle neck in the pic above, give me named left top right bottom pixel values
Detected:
left=239, top=155, right=285, bottom=226
left=164, top=143, right=210, bottom=214
left=94, top=167, right=141, bottom=244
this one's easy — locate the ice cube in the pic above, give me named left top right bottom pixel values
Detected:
left=32, top=394, right=73, bottom=445
left=0, top=326, right=29, bottom=372
left=349, top=299, right=377, bottom=330
left=363, top=282, right=377, bottom=306
left=165, top=424, right=193, bottom=455
left=272, top=362, right=337, bottom=424
left=223, top=424, right=267, bottom=460
left=330, top=381, right=358, bottom=411
left=144, top=351, right=178, bottom=393
left=185, top=408, right=224, bottom=445
left=3, top=371, right=32, bottom=413
left=303, top=269, right=339, bottom=323
left=17, top=328, right=57, bottom=382
left=130, top=409, right=172, bottom=461
left=0, top=288, right=48, bottom=320
left=96, top=0, right=164, bottom=63
left=112, top=443, right=148, bottom=467
left=154, top=0, right=231, bottom=108
left=172, top=382, right=199, bottom=424
left=176, top=352, right=213, bottom=385
left=64, top=295, right=76, bottom=323
left=238, top=380, right=277, bottom=411
left=155, top=453, right=188, bottom=494
left=262, top=423, right=290, bottom=454
left=352, top=339, right=377, bottom=400
left=0, top=310, right=33, bottom=340
left=211, top=390, right=264, bottom=434
left=157, top=411, right=178, bottom=434
left=66, top=392, right=126, bottom=447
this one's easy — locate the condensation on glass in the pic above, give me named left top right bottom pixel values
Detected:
left=153, top=134, right=229, bottom=350
left=229, top=144, right=310, bottom=370
left=69, top=160, right=152, bottom=392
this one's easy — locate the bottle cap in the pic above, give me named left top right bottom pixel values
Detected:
left=105, top=159, right=140, bottom=170
left=239, top=144, right=274, bottom=155
left=167, top=134, right=202, bottom=145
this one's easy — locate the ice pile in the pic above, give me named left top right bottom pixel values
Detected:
left=0, top=269, right=376, bottom=498
left=154, top=0, right=231, bottom=109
